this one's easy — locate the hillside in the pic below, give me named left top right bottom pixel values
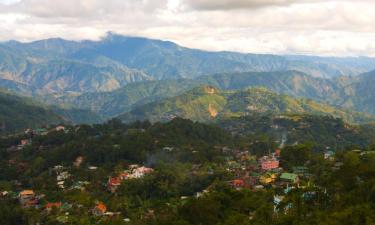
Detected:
left=0, top=90, right=102, bottom=132
left=117, top=86, right=375, bottom=124
left=219, top=113, right=375, bottom=150
left=337, top=70, right=375, bottom=114
left=47, top=71, right=338, bottom=118
left=51, top=70, right=375, bottom=119
left=0, top=90, right=66, bottom=132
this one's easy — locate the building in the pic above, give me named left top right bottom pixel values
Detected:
left=260, top=173, right=278, bottom=185
left=230, top=179, right=245, bottom=189
left=259, top=156, right=279, bottom=170
left=55, top=126, right=65, bottom=132
left=19, top=190, right=38, bottom=208
left=45, top=202, right=62, bottom=212
left=108, top=177, right=122, bottom=193
left=324, top=151, right=335, bottom=160
left=57, top=171, right=70, bottom=181
left=20, top=139, right=30, bottom=146
left=93, top=202, right=107, bottom=216
left=280, top=173, right=299, bottom=183
left=130, top=166, right=153, bottom=179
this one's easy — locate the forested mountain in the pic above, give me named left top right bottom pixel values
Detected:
left=117, top=86, right=375, bottom=124
left=1, top=33, right=375, bottom=96
left=336, top=70, right=375, bottom=114
left=49, top=70, right=374, bottom=119
left=0, top=89, right=66, bottom=132
left=0, top=89, right=102, bottom=132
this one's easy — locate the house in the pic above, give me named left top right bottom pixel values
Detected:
left=20, top=139, right=30, bottom=146
left=45, top=202, right=62, bottom=212
left=118, top=172, right=130, bottom=180
left=55, top=126, right=65, bottom=132
left=19, top=190, right=38, bottom=208
left=324, top=151, right=335, bottom=160
left=280, top=173, right=299, bottom=183
left=273, top=195, right=285, bottom=208
left=57, top=181, right=65, bottom=189
left=88, top=166, right=98, bottom=170
left=24, top=128, right=33, bottom=135
left=71, top=181, right=90, bottom=191
left=130, top=166, right=153, bottom=179
left=54, top=165, right=64, bottom=171
left=260, top=173, right=278, bottom=185
left=259, top=156, right=279, bottom=171
left=93, top=202, right=107, bottom=216
left=57, top=171, right=70, bottom=181
left=253, top=185, right=264, bottom=190
left=230, top=179, right=245, bottom=189
left=108, top=177, right=121, bottom=193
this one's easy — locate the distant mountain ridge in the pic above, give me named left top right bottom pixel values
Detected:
left=1, top=33, right=375, bottom=96
left=117, top=86, right=375, bottom=124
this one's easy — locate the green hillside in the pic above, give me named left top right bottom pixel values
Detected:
left=0, top=89, right=102, bottom=132
left=50, top=70, right=375, bottom=120
left=118, top=86, right=375, bottom=124
left=0, top=90, right=66, bottom=132
left=51, top=70, right=335, bottom=118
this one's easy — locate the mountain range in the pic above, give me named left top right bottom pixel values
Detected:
left=117, top=86, right=375, bottom=124
left=1, top=32, right=375, bottom=96
left=1, top=33, right=375, bottom=129
left=43, top=70, right=375, bottom=120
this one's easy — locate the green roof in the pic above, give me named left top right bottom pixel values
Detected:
left=280, top=173, right=298, bottom=181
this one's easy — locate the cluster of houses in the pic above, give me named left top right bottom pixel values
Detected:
left=108, top=164, right=154, bottom=192
left=6, top=126, right=67, bottom=152
left=223, top=147, right=344, bottom=214
left=226, top=148, right=303, bottom=191
left=14, top=188, right=121, bottom=222
left=53, top=165, right=71, bottom=189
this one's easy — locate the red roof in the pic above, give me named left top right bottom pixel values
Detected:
left=231, top=179, right=245, bottom=187
left=46, top=202, right=62, bottom=209
left=95, top=203, right=107, bottom=213
left=108, top=177, right=121, bottom=186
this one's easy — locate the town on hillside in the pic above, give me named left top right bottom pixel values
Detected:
left=0, top=123, right=353, bottom=223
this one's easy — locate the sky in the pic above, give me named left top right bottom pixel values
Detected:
left=0, top=0, right=375, bottom=56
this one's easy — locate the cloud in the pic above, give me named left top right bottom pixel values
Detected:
left=0, top=0, right=375, bottom=56
left=0, top=0, right=169, bottom=18
left=183, top=0, right=301, bottom=10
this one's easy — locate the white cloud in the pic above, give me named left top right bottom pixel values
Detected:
left=183, top=0, right=302, bottom=10
left=0, top=0, right=375, bottom=56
